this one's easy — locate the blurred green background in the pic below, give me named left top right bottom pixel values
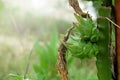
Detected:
left=0, top=0, right=97, bottom=80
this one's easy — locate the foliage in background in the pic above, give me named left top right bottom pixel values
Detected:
left=5, top=30, right=98, bottom=80
left=0, top=1, right=4, bottom=10
left=34, top=31, right=60, bottom=80
left=33, top=31, right=97, bottom=80
left=0, top=0, right=109, bottom=80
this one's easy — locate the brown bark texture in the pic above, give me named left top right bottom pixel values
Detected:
left=115, top=0, right=120, bottom=80
left=57, top=27, right=74, bottom=80
left=69, top=0, right=91, bottom=19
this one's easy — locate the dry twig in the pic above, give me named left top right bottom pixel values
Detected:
left=69, top=0, right=91, bottom=19
left=57, top=27, right=74, bottom=80
left=105, top=17, right=120, bottom=29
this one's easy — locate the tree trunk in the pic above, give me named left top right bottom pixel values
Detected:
left=115, top=0, right=120, bottom=80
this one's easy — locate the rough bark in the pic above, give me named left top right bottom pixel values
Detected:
left=57, top=27, right=74, bottom=80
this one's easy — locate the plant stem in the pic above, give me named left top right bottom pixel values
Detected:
left=57, top=27, right=74, bottom=80
left=96, top=0, right=112, bottom=79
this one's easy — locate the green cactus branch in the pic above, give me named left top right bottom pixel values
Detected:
left=96, top=7, right=112, bottom=80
